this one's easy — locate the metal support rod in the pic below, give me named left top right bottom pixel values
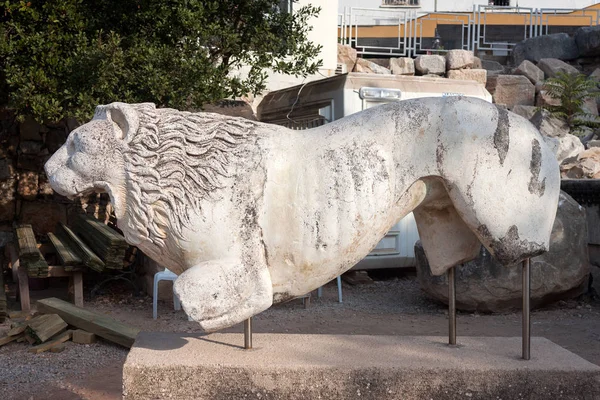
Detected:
left=244, top=317, right=252, bottom=350
left=448, top=266, right=457, bottom=346
left=522, top=258, right=531, bottom=360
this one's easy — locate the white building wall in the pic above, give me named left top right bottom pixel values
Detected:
left=299, top=0, right=338, bottom=72
left=339, top=0, right=600, bottom=14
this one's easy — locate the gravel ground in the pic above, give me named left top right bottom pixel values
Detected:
left=1, top=275, right=600, bottom=400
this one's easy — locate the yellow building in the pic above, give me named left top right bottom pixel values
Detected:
left=338, top=4, right=600, bottom=56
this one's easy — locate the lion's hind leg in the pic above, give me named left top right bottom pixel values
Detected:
left=413, top=178, right=481, bottom=276
left=173, top=258, right=273, bottom=332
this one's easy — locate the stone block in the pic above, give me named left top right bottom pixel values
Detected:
left=556, top=134, right=586, bottom=164
left=487, top=75, right=535, bottom=107
left=589, top=139, right=600, bottom=148
left=537, top=58, right=579, bottom=79
left=17, top=155, right=42, bottom=172
left=446, top=69, right=487, bottom=85
left=512, top=33, right=579, bottom=66
left=530, top=109, right=570, bottom=138
left=472, top=56, right=482, bottom=69
left=0, top=178, right=16, bottom=222
left=123, top=333, right=600, bottom=400
left=511, top=105, right=537, bottom=120
left=445, top=49, right=474, bottom=70
left=536, top=90, right=561, bottom=108
left=481, top=59, right=504, bottom=74
left=575, top=26, right=600, bottom=57
left=0, top=158, right=15, bottom=180
left=389, top=57, right=414, bottom=75
left=45, top=129, right=67, bottom=154
left=414, top=55, right=445, bottom=75
left=337, top=44, right=357, bottom=73
left=19, top=116, right=43, bottom=141
left=561, top=147, right=600, bottom=179
left=37, top=174, right=54, bottom=197
left=416, top=191, right=589, bottom=312
left=353, top=58, right=391, bottom=74
left=19, top=141, right=44, bottom=155
left=17, top=171, right=39, bottom=201
left=72, top=329, right=96, bottom=344
left=515, top=60, right=544, bottom=84
left=18, top=201, right=67, bottom=235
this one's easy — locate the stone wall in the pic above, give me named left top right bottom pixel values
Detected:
left=0, top=111, right=88, bottom=252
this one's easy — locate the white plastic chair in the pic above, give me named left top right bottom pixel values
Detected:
left=317, top=275, right=343, bottom=303
left=153, top=268, right=181, bottom=319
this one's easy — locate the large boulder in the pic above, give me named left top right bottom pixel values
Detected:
left=446, top=69, right=487, bottom=85
left=561, top=147, right=600, bottom=179
left=414, top=55, right=445, bottom=75
left=515, top=60, right=544, bottom=85
left=486, top=75, right=535, bottom=107
left=530, top=109, right=569, bottom=138
left=445, top=50, right=474, bottom=70
left=415, top=191, right=590, bottom=312
left=353, top=58, right=391, bottom=74
left=390, top=57, right=415, bottom=75
left=575, top=26, right=600, bottom=58
left=512, top=33, right=579, bottom=66
left=337, top=44, right=357, bottom=73
left=537, top=58, right=579, bottom=79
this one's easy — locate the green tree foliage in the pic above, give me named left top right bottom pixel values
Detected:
left=0, top=0, right=322, bottom=122
left=541, top=71, right=600, bottom=133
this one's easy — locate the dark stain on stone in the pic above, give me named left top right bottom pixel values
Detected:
left=528, top=138, right=546, bottom=197
left=477, top=224, right=545, bottom=265
left=493, top=106, right=510, bottom=166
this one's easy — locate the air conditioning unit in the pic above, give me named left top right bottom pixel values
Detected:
left=335, top=63, right=348, bottom=75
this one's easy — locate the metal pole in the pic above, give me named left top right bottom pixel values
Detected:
left=522, top=258, right=531, bottom=360
left=244, top=317, right=252, bottom=350
left=448, top=266, right=457, bottom=345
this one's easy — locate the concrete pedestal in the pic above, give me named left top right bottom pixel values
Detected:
left=123, top=333, right=600, bottom=400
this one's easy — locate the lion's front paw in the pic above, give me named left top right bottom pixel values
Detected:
left=173, top=258, right=273, bottom=332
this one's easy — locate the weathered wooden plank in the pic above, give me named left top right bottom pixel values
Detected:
left=0, top=333, right=23, bottom=346
left=58, top=224, right=105, bottom=272
left=73, top=215, right=127, bottom=269
left=29, top=330, right=73, bottom=354
left=7, top=323, right=27, bottom=336
left=26, top=314, right=68, bottom=344
left=48, top=232, right=82, bottom=266
left=36, top=298, right=139, bottom=348
left=14, top=224, right=48, bottom=277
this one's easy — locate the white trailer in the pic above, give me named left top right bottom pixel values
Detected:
left=258, top=72, right=492, bottom=269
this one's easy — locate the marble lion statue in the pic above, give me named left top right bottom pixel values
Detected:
left=45, top=96, right=560, bottom=331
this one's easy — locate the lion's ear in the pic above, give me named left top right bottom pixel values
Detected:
left=93, top=102, right=151, bottom=141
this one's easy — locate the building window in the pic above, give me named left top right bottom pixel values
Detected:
left=489, top=0, right=510, bottom=5
left=381, top=0, right=420, bottom=6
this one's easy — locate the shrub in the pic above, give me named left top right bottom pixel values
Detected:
left=0, top=0, right=322, bottom=122
left=541, top=71, right=600, bottom=133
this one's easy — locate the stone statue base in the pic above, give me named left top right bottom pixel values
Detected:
left=123, top=333, right=599, bottom=400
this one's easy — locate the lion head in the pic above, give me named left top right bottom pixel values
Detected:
left=45, top=102, right=258, bottom=268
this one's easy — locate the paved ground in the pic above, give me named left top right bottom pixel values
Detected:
left=2, top=274, right=600, bottom=399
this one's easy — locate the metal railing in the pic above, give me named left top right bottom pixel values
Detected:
left=382, top=0, right=420, bottom=6
left=339, top=5, right=600, bottom=57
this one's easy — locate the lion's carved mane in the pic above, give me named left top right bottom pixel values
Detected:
left=121, top=104, right=259, bottom=257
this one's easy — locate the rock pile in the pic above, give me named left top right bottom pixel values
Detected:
left=338, top=46, right=487, bottom=85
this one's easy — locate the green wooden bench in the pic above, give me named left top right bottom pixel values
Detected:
left=5, top=215, right=129, bottom=313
